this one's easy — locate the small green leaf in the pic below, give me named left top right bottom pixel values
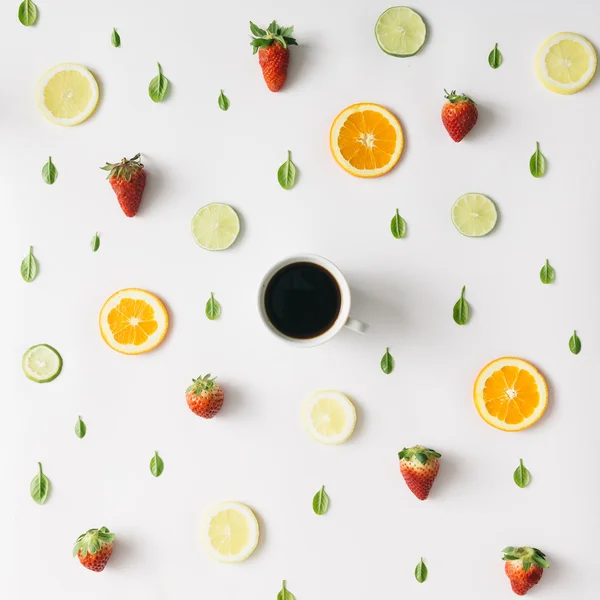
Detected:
left=532, top=555, right=550, bottom=569
left=218, top=89, right=230, bottom=111
left=312, top=485, right=330, bottom=515
left=90, top=232, right=100, bottom=252
left=42, top=156, right=57, bottom=184
left=20, top=246, right=38, bottom=282
left=415, top=558, right=428, bottom=583
left=277, top=150, right=297, bottom=190
left=503, top=555, right=519, bottom=561
left=539, top=259, right=555, bottom=284
left=18, top=0, right=37, bottom=26
left=277, top=580, right=296, bottom=600
left=502, top=547, right=516, bottom=554
left=530, top=142, right=547, bottom=178
left=522, top=560, right=531, bottom=573
left=111, top=28, right=121, bottom=47
left=380, top=347, right=394, bottom=374
left=280, top=26, right=294, bottom=37
left=30, top=462, right=50, bottom=505
left=74, top=416, right=86, bottom=439
left=267, top=20, right=278, bottom=35
left=150, top=451, right=164, bottom=477
left=149, top=62, right=169, bottom=102
left=569, top=330, right=581, bottom=355
left=249, top=21, right=267, bottom=37
left=488, top=43, right=503, bottom=69
left=415, top=452, right=428, bottom=465
left=390, top=209, right=406, bottom=239
left=205, top=292, right=221, bottom=320
left=453, top=286, right=469, bottom=325
left=513, top=458, right=531, bottom=488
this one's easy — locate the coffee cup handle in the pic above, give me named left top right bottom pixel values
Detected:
left=344, top=316, right=368, bottom=334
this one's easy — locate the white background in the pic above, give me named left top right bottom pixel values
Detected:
left=1, top=0, right=599, bottom=598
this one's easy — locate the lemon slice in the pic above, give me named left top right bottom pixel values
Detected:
left=99, top=288, right=169, bottom=355
left=201, top=502, right=259, bottom=563
left=37, top=63, right=99, bottom=126
left=375, top=7, right=427, bottom=57
left=302, top=390, right=356, bottom=445
left=536, top=32, right=597, bottom=94
left=191, top=203, right=240, bottom=251
left=451, top=193, right=497, bottom=237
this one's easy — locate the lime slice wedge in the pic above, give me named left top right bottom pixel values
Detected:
left=22, top=344, right=63, bottom=383
left=451, top=193, right=498, bottom=237
left=375, top=6, right=427, bottom=57
left=191, top=203, right=240, bottom=251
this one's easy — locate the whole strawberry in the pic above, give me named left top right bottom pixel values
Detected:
left=100, top=153, right=146, bottom=217
left=441, top=90, right=478, bottom=142
left=73, top=526, right=115, bottom=572
left=398, top=446, right=441, bottom=500
left=186, top=374, right=224, bottom=418
left=250, top=21, right=297, bottom=92
left=503, top=547, right=549, bottom=595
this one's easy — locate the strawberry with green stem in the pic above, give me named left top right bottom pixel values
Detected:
left=100, top=153, right=146, bottom=217
left=73, top=527, right=115, bottom=572
left=441, top=90, right=478, bottom=142
left=186, top=374, right=224, bottom=419
left=502, top=547, right=549, bottom=595
left=398, top=446, right=441, bottom=500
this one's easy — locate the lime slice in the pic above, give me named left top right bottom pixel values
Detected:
left=451, top=193, right=497, bottom=237
left=375, top=7, right=427, bottom=57
left=191, top=203, right=240, bottom=251
left=22, top=344, right=63, bottom=383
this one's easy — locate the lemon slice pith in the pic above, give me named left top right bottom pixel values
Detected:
left=474, top=357, right=548, bottom=432
left=99, top=288, right=168, bottom=355
left=302, top=390, right=357, bottom=444
left=536, top=32, right=597, bottom=94
left=201, top=502, right=259, bottom=563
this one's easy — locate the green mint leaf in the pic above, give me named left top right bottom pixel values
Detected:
left=42, top=156, right=57, bottom=184
left=149, top=62, right=169, bottom=102
left=380, top=347, right=394, bottom=374
left=75, top=416, right=87, bottom=439
left=540, top=259, right=555, bottom=284
left=312, top=485, right=330, bottom=515
left=218, top=89, right=230, bottom=111
left=18, top=0, right=37, bottom=26
left=569, top=330, right=581, bottom=355
left=20, top=246, right=38, bottom=282
left=150, top=451, right=164, bottom=477
left=415, top=558, right=428, bottom=583
left=453, top=286, right=470, bottom=325
left=277, top=581, right=296, bottom=600
left=30, top=462, right=50, bottom=504
left=277, top=150, right=297, bottom=190
left=111, top=27, right=121, bottom=47
left=488, top=43, right=503, bottom=69
left=249, top=21, right=267, bottom=37
left=530, top=141, right=547, bottom=178
left=205, top=292, right=221, bottom=320
left=90, top=232, right=100, bottom=252
left=513, top=458, right=531, bottom=488
left=390, top=209, right=406, bottom=239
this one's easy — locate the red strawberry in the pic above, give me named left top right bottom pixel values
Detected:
left=398, top=446, right=441, bottom=500
left=100, top=153, right=146, bottom=217
left=73, top=526, right=115, bottom=572
left=441, top=90, right=478, bottom=142
left=186, top=374, right=224, bottom=418
left=250, top=21, right=297, bottom=92
left=503, top=547, right=549, bottom=595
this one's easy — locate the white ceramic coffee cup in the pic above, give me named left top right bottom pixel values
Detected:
left=258, top=254, right=367, bottom=347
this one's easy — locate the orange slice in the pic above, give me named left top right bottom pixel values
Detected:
left=330, top=103, right=404, bottom=178
left=99, top=288, right=168, bottom=355
left=473, top=357, right=548, bottom=432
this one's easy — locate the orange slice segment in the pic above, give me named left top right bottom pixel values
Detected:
left=330, top=103, right=404, bottom=178
left=99, top=288, right=168, bottom=355
left=473, top=357, right=548, bottom=431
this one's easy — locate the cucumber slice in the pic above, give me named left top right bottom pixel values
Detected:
left=375, top=7, right=427, bottom=57
left=22, top=344, right=63, bottom=383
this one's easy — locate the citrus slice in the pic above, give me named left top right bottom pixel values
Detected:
left=22, top=344, right=63, bottom=383
left=302, top=390, right=356, bottom=445
left=191, top=203, right=240, bottom=251
left=37, top=63, right=100, bottom=126
left=474, top=357, right=548, bottom=432
left=201, top=502, right=259, bottom=563
left=375, top=7, right=427, bottom=57
left=99, top=288, right=168, bottom=355
left=451, top=193, right=497, bottom=237
left=330, top=103, right=404, bottom=178
left=536, top=32, right=597, bottom=94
